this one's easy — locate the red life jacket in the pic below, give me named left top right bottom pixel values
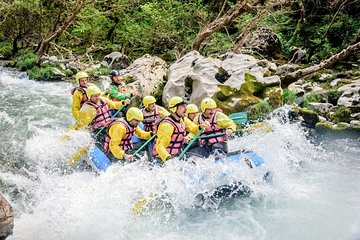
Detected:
left=71, top=86, right=88, bottom=107
left=103, top=119, right=134, bottom=153
left=85, top=99, right=112, bottom=132
left=153, top=117, right=186, bottom=157
left=142, top=107, right=161, bottom=132
left=198, top=110, right=227, bottom=145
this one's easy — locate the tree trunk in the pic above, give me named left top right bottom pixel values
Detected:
left=192, top=1, right=259, bottom=51
left=282, top=40, right=360, bottom=87
left=36, top=0, right=93, bottom=56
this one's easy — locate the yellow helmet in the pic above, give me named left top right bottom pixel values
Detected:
left=169, top=96, right=188, bottom=113
left=201, top=98, right=217, bottom=112
left=86, top=85, right=101, bottom=99
left=143, top=96, right=156, bottom=108
left=186, top=104, right=199, bottom=116
left=75, top=71, right=89, bottom=84
left=126, top=107, right=144, bottom=121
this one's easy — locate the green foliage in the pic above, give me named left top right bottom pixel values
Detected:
left=27, top=64, right=53, bottom=80
left=0, top=41, right=12, bottom=58
left=95, top=67, right=112, bottom=76
left=15, top=52, right=38, bottom=71
left=332, top=105, right=351, bottom=123
left=248, top=101, right=273, bottom=120
left=303, top=93, right=320, bottom=109
left=282, top=88, right=297, bottom=104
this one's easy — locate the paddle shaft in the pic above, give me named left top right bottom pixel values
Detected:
left=133, top=134, right=157, bottom=158
left=197, top=129, right=242, bottom=139
left=178, top=128, right=205, bottom=160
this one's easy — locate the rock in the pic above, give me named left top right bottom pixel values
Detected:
left=330, top=78, right=342, bottom=87
left=263, top=87, right=283, bottom=108
left=308, top=102, right=333, bottom=115
left=350, top=112, right=360, bottom=120
left=350, top=120, right=360, bottom=127
left=164, top=51, right=282, bottom=113
left=318, top=73, right=332, bottom=82
left=104, top=51, right=130, bottom=69
left=119, top=54, right=167, bottom=103
left=242, top=27, right=283, bottom=58
left=164, top=51, right=221, bottom=107
left=51, top=67, right=66, bottom=78
left=289, top=48, right=307, bottom=64
left=297, top=108, right=320, bottom=128
left=319, top=115, right=327, bottom=122
left=278, top=64, right=300, bottom=75
left=337, top=79, right=360, bottom=111
left=0, top=194, right=14, bottom=239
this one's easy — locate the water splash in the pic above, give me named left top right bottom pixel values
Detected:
left=1, top=67, right=359, bottom=240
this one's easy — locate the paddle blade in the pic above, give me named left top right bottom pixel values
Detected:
left=88, top=146, right=112, bottom=171
left=229, top=112, right=248, bottom=125
left=132, top=197, right=151, bottom=216
left=68, top=147, right=87, bottom=165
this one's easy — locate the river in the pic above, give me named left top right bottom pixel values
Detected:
left=0, top=66, right=359, bottom=240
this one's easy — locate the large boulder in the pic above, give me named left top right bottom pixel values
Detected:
left=0, top=194, right=13, bottom=239
left=337, top=79, right=360, bottom=113
left=119, top=54, right=167, bottom=102
left=242, top=27, right=283, bottom=58
left=164, top=51, right=282, bottom=114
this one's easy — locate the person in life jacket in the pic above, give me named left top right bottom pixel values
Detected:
left=71, top=85, right=130, bottom=133
left=141, top=96, right=169, bottom=132
left=184, top=104, right=199, bottom=143
left=71, top=71, right=96, bottom=121
left=109, top=70, right=138, bottom=101
left=153, top=97, right=207, bottom=163
left=193, top=98, right=236, bottom=154
left=103, top=107, right=152, bottom=162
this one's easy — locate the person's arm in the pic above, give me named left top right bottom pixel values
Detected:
left=109, top=84, right=132, bottom=100
left=155, top=122, right=174, bottom=162
left=134, top=126, right=152, bottom=140
left=184, top=117, right=200, bottom=135
left=109, top=123, right=127, bottom=160
left=101, top=96, right=124, bottom=110
left=216, top=112, right=236, bottom=131
left=157, top=106, right=170, bottom=117
left=71, top=90, right=83, bottom=121
left=70, top=104, right=97, bottom=130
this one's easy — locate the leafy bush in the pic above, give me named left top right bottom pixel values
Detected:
left=27, top=64, right=53, bottom=80
left=332, top=105, right=351, bottom=123
left=248, top=101, right=273, bottom=120
left=303, top=93, right=320, bottom=109
left=16, top=52, right=38, bottom=71
left=0, top=41, right=12, bottom=59
left=283, top=88, right=297, bottom=104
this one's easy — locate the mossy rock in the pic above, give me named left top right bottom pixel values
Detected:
left=239, top=72, right=265, bottom=95
left=248, top=101, right=273, bottom=120
left=315, top=122, right=360, bottom=135
left=298, top=108, right=320, bottom=128
left=263, top=86, right=283, bottom=108
left=331, top=105, right=351, bottom=123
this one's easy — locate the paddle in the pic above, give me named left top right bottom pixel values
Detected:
left=133, top=134, right=157, bottom=158
left=67, top=104, right=127, bottom=165
left=229, top=112, right=248, bottom=125
left=197, top=129, right=242, bottom=139
left=178, top=129, right=205, bottom=160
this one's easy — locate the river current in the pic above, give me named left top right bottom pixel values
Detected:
left=0, top=67, right=359, bottom=240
